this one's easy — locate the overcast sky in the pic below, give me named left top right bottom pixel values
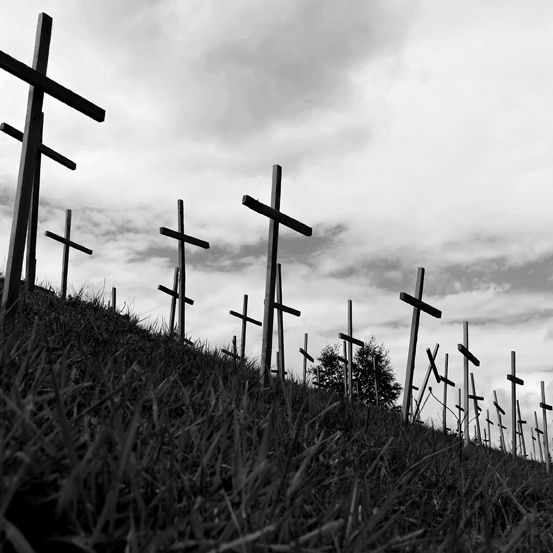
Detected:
left=2, top=0, right=553, bottom=453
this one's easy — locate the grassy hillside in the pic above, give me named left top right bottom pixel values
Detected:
left=1, top=280, right=553, bottom=552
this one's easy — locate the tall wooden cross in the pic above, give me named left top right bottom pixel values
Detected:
left=440, top=353, right=455, bottom=433
left=338, top=299, right=364, bottom=400
left=457, top=321, right=480, bottom=446
left=299, top=332, right=314, bottom=385
left=455, top=387, right=464, bottom=438
left=506, top=351, right=524, bottom=456
left=160, top=199, right=209, bottom=344
left=275, top=263, right=301, bottom=379
left=44, top=209, right=92, bottom=299
left=516, top=399, right=527, bottom=458
left=493, top=390, right=507, bottom=453
left=1, top=119, right=76, bottom=292
left=540, top=381, right=551, bottom=472
left=412, top=344, right=440, bottom=421
left=229, top=294, right=262, bottom=361
left=0, top=13, right=104, bottom=325
left=400, top=267, right=442, bottom=425
left=468, top=372, right=484, bottom=444
left=242, top=165, right=312, bottom=386
left=534, top=410, right=545, bottom=464
left=485, top=409, right=494, bottom=449
left=158, top=267, right=194, bottom=340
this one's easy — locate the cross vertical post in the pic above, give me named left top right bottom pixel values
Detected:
left=400, top=267, right=442, bottom=425
left=493, top=390, right=507, bottom=453
left=338, top=299, right=364, bottom=401
left=440, top=353, right=455, bottom=433
left=299, top=333, right=314, bottom=385
left=506, top=351, right=524, bottom=456
left=342, top=341, right=348, bottom=397
left=540, top=381, right=551, bottom=472
left=534, top=410, right=544, bottom=464
left=413, top=344, right=440, bottom=421
left=469, top=372, right=484, bottom=444
left=516, top=399, right=527, bottom=458
left=455, top=387, right=464, bottom=438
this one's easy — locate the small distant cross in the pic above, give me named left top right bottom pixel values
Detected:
left=468, top=372, right=484, bottom=444
left=44, top=209, right=92, bottom=299
left=242, top=165, right=311, bottom=386
left=400, top=267, right=442, bottom=425
left=493, top=390, right=507, bottom=453
left=299, top=332, right=314, bottom=385
left=0, top=13, right=104, bottom=326
left=338, top=299, right=364, bottom=400
left=506, top=351, right=524, bottom=457
left=540, top=381, right=551, bottom=472
left=440, top=353, right=455, bottom=433
left=455, top=387, right=464, bottom=439
left=534, top=410, right=545, bottom=464
left=160, top=199, right=209, bottom=345
left=158, top=266, right=194, bottom=343
left=485, top=409, right=494, bottom=449
left=457, top=321, right=480, bottom=446
left=222, top=336, right=240, bottom=369
left=516, top=399, right=527, bottom=458
left=229, top=294, right=262, bottom=361
left=412, top=344, right=440, bottom=422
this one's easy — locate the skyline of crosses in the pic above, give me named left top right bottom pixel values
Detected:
left=0, top=12, right=104, bottom=327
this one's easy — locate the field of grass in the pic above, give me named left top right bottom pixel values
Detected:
left=1, top=279, right=553, bottom=552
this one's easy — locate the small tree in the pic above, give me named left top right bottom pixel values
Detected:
left=310, top=336, right=402, bottom=408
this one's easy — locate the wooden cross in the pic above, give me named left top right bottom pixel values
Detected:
left=483, top=428, right=489, bottom=447
left=400, top=267, right=442, bottom=425
left=531, top=428, right=537, bottom=463
left=158, top=267, right=194, bottom=341
left=242, top=165, right=312, bottom=386
left=485, top=409, right=494, bottom=449
left=412, top=344, right=440, bottom=421
left=0, top=13, right=104, bottom=326
left=222, top=336, right=240, bottom=369
left=111, top=286, right=116, bottom=313
left=493, top=390, right=507, bottom=453
left=229, top=294, right=262, bottom=361
left=338, top=299, right=364, bottom=401
left=457, top=321, right=480, bottom=446
left=455, top=387, right=464, bottom=439
left=160, top=199, right=209, bottom=344
left=506, top=351, right=524, bottom=456
left=1, top=119, right=76, bottom=293
left=44, top=209, right=92, bottom=299
left=299, top=332, right=314, bottom=385
left=516, top=399, right=527, bottom=458
left=271, top=350, right=287, bottom=379
left=468, top=372, right=484, bottom=444
left=274, top=263, right=301, bottom=380
left=534, top=410, right=545, bottom=464
left=440, top=353, right=455, bottom=433
left=540, top=381, right=551, bottom=472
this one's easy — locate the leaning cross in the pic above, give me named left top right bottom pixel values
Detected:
left=229, top=294, right=262, bottom=361
left=299, top=332, right=314, bottom=385
left=540, top=381, right=551, bottom=473
left=457, top=321, right=480, bottom=446
left=1, top=119, right=76, bottom=292
left=338, top=299, right=364, bottom=401
left=44, top=209, right=92, bottom=299
left=400, top=267, right=442, bottom=425
left=160, top=199, right=209, bottom=345
left=534, top=410, right=545, bottom=464
left=493, top=390, right=507, bottom=453
left=506, top=351, right=524, bottom=457
left=440, top=353, right=455, bottom=433
left=0, top=13, right=104, bottom=326
left=242, top=165, right=312, bottom=386
left=275, top=263, right=301, bottom=380
left=413, top=344, right=440, bottom=421
left=516, top=399, right=527, bottom=458
left=468, top=372, right=484, bottom=444
left=158, top=266, right=194, bottom=342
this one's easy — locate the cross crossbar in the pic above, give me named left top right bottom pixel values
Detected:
left=338, top=332, right=364, bottom=348
left=540, top=402, right=552, bottom=411
left=44, top=230, right=92, bottom=255
left=457, top=343, right=480, bottom=366
left=0, top=50, right=105, bottom=122
left=440, top=375, right=455, bottom=387
left=229, top=310, right=262, bottom=326
left=157, top=284, right=194, bottom=305
left=486, top=417, right=495, bottom=425
left=1, top=122, right=76, bottom=170
left=274, top=302, right=301, bottom=317
left=455, top=404, right=465, bottom=412
left=159, top=227, right=210, bottom=249
left=399, top=292, right=442, bottom=319
left=425, top=348, right=440, bottom=381
left=299, top=347, right=314, bottom=363
left=468, top=394, right=484, bottom=402
left=493, top=401, right=505, bottom=416
left=507, top=374, right=524, bottom=386
left=222, top=349, right=240, bottom=360
left=412, top=385, right=419, bottom=390
left=242, top=195, right=312, bottom=236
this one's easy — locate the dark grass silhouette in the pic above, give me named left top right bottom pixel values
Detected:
left=1, top=277, right=553, bottom=552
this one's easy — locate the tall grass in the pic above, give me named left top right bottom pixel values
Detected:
left=1, top=279, right=553, bottom=552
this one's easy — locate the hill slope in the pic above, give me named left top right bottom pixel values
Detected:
left=1, top=281, right=553, bottom=552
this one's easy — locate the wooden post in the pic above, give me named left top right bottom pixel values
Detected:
left=531, top=428, right=536, bottom=462
left=469, top=372, right=484, bottom=444
left=339, top=299, right=364, bottom=401
left=400, top=268, right=442, bottom=425
left=229, top=294, right=262, bottom=361
left=516, top=399, right=527, bottom=458
left=342, top=341, right=348, bottom=397
left=160, top=199, right=209, bottom=344
left=1, top=13, right=104, bottom=326
left=111, top=286, right=116, bottom=313
left=440, top=353, right=455, bottom=433
left=44, top=209, right=92, bottom=299
left=506, top=351, right=524, bottom=456
left=158, top=267, right=194, bottom=338
left=455, top=387, right=464, bottom=438
left=485, top=409, right=494, bottom=449
left=493, top=390, right=507, bottom=453
left=457, top=322, right=480, bottom=446
left=222, top=336, right=241, bottom=368
left=299, top=333, right=313, bottom=385
left=534, top=410, right=544, bottom=464
left=540, top=381, right=551, bottom=472
left=413, top=344, right=440, bottom=421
